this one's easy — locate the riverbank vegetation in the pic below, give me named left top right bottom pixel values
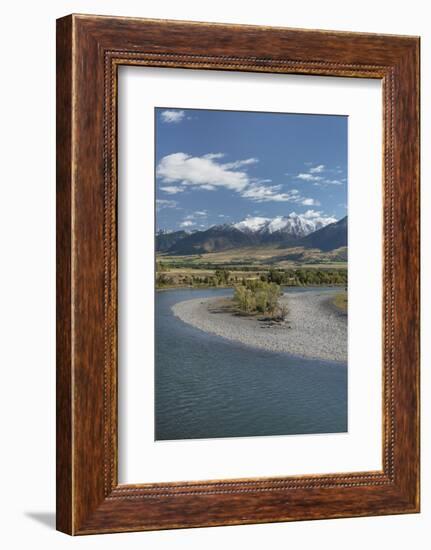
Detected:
left=233, top=280, right=286, bottom=318
left=156, top=264, right=347, bottom=290
left=331, top=291, right=348, bottom=313
left=156, top=246, right=348, bottom=289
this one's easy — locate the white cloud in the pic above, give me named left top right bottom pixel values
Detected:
left=241, top=183, right=314, bottom=205
left=223, top=158, right=259, bottom=169
left=296, top=164, right=346, bottom=187
left=301, top=198, right=320, bottom=206
left=157, top=152, right=253, bottom=191
left=296, top=173, right=323, bottom=182
left=184, top=211, right=207, bottom=221
left=309, top=164, right=325, bottom=174
left=157, top=152, right=323, bottom=206
left=302, top=209, right=322, bottom=218
left=180, top=220, right=194, bottom=228
left=301, top=209, right=335, bottom=223
left=180, top=211, right=208, bottom=227
left=200, top=184, right=217, bottom=191
left=203, top=153, right=225, bottom=160
left=241, top=183, right=300, bottom=203
left=160, top=185, right=184, bottom=195
left=156, top=199, right=178, bottom=211
left=301, top=209, right=337, bottom=225
left=322, top=179, right=343, bottom=185
left=160, top=110, right=186, bottom=124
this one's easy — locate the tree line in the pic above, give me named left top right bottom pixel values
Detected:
left=156, top=267, right=347, bottom=289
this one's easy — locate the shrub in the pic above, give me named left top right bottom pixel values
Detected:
left=233, top=280, right=283, bottom=316
left=155, top=273, right=173, bottom=288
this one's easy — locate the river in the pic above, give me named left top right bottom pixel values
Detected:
left=155, top=287, right=347, bottom=440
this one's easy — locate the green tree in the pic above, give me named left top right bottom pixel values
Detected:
left=234, top=280, right=282, bottom=316
left=215, top=269, right=230, bottom=286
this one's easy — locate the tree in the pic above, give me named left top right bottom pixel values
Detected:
left=268, top=268, right=284, bottom=285
left=215, top=269, right=230, bottom=286
left=234, top=280, right=283, bottom=316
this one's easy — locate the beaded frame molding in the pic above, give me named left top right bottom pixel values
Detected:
left=56, top=15, right=420, bottom=535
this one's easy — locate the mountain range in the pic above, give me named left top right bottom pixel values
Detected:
left=156, top=213, right=347, bottom=255
left=233, top=214, right=335, bottom=237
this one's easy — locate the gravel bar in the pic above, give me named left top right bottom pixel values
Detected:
left=172, top=290, right=347, bottom=363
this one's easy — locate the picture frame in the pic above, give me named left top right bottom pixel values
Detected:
left=56, top=14, right=420, bottom=535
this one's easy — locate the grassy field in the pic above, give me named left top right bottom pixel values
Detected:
left=158, top=245, right=347, bottom=269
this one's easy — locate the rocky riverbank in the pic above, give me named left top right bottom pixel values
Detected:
left=172, top=290, right=347, bottom=363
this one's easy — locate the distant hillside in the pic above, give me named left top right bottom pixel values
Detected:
left=156, top=215, right=348, bottom=255
left=155, top=230, right=189, bottom=252
left=299, top=216, right=347, bottom=252
left=165, top=225, right=259, bottom=255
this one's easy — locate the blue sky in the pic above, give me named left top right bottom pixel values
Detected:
left=155, top=108, right=347, bottom=232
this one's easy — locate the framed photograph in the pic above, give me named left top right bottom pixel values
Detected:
left=56, top=14, right=420, bottom=535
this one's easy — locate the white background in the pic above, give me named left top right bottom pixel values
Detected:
left=0, top=1, right=428, bottom=548
left=119, top=67, right=382, bottom=483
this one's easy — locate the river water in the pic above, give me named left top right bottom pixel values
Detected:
left=155, top=287, right=347, bottom=440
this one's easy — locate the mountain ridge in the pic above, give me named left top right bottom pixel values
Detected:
left=157, top=214, right=347, bottom=255
left=298, top=216, right=348, bottom=252
left=233, top=212, right=336, bottom=237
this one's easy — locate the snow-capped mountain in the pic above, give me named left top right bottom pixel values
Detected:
left=233, top=216, right=270, bottom=234
left=156, top=213, right=345, bottom=255
left=233, top=212, right=336, bottom=238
